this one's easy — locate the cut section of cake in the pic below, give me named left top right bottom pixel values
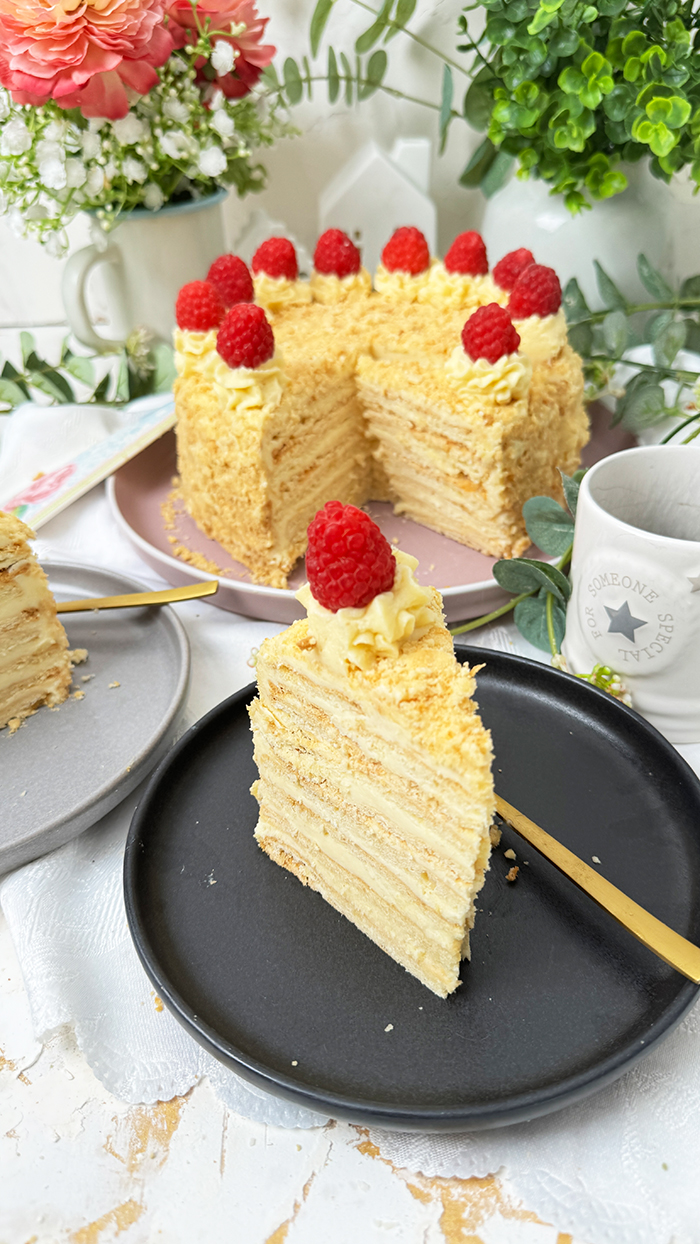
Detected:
left=0, top=511, right=72, bottom=730
left=249, top=502, right=495, bottom=998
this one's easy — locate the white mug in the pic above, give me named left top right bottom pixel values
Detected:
left=562, top=445, right=700, bottom=742
left=61, top=190, right=228, bottom=351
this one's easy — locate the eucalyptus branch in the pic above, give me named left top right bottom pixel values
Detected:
left=545, top=591, right=557, bottom=658
left=450, top=545, right=573, bottom=638
left=348, top=0, right=472, bottom=77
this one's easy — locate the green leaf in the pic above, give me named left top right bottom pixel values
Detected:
left=463, top=80, right=493, bottom=131
left=386, top=0, right=415, bottom=39
left=618, top=377, right=667, bottom=429
left=492, top=557, right=571, bottom=603
left=514, top=590, right=566, bottom=652
left=340, top=51, right=353, bottom=104
left=28, top=368, right=74, bottom=403
left=653, top=318, right=686, bottom=367
left=358, top=48, right=387, bottom=99
left=648, top=309, right=672, bottom=343
left=637, top=253, right=673, bottom=299
left=152, top=343, right=177, bottom=393
left=92, top=374, right=110, bottom=403
left=2, top=360, right=30, bottom=399
left=355, top=0, right=392, bottom=54
left=602, top=308, right=628, bottom=358
left=283, top=57, right=303, bottom=105
left=115, top=356, right=129, bottom=404
left=594, top=260, right=628, bottom=310
left=559, top=468, right=585, bottom=518
left=567, top=322, right=593, bottom=354
left=680, top=275, right=700, bottom=299
left=310, top=0, right=335, bottom=57
left=328, top=46, right=340, bottom=103
left=260, top=63, right=279, bottom=90
left=683, top=319, right=700, bottom=353
left=481, top=149, right=514, bottom=196
left=19, top=332, right=36, bottom=367
left=458, top=137, right=497, bottom=187
left=527, top=5, right=558, bottom=34
left=522, top=495, right=574, bottom=555
left=439, top=64, right=453, bottom=154
left=63, top=353, right=95, bottom=385
left=0, top=378, right=28, bottom=408
left=562, top=277, right=589, bottom=324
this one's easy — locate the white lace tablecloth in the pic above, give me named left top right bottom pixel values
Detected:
left=2, top=402, right=700, bottom=1244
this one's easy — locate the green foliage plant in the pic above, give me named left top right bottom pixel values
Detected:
left=282, top=0, right=700, bottom=210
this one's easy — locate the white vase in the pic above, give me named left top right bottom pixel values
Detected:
left=61, top=190, right=228, bottom=351
left=480, top=164, right=671, bottom=306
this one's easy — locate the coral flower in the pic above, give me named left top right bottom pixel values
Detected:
left=0, top=0, right=174, bottom=119
left=165, top=0, right=274, bottom=97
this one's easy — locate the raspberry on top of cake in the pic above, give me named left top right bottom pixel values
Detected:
left=420, top=230, right=500, bottom=310
left=310, top=228, right=372, bottom=304
left=375, top=226, right=433, bottom=301
left=492, top=248, right=535, bottom=296
left=207, top=253, right=254, bottom=308
left=251, top=237, right=313, bottom=313
left=249, top=501, right=496, bottom=997
left=507, top=263, right=567, bottom=364
left=444, top=302, right=531, bottom=404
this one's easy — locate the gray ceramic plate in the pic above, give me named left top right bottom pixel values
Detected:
left=0, top=561, right=189, bottom=874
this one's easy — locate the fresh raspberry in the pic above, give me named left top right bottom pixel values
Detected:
left=175, top=281, right=225, bottom=332
left=381, top=226, right=430, bottom=275
left=508, top=263, right=561, bottom=319
left=216, top=304, right=275, bottom=370
left=313, top=229, right=361, bottom=278
left=461, top=303, right=520, bottom=364
left=306, top=501, right=396, bottom=612
left=251, top=237, right=298, bottom=281
left=444, top=231, right=488, bottom=277
left=206, top=254, right=254, bottom=307
left=492, top=248, right=535, bottom=292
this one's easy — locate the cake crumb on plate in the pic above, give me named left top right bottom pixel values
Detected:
left=504, top=848, right=516, bottom=860
left=505, top=866, right=519, bottom=882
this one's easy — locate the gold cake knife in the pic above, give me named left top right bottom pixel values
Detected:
left=56, top=579, right=219, bottom=612
left=496, top=794, right=700, bottom=984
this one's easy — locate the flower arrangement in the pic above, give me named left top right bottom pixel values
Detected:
left=286, top=0, right=700, bottom=210
left=0, top=0, right=287, bottom=252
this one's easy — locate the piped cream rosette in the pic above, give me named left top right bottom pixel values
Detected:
left=511, top=308, right=568, bottom=363
left=310, top=268, right=372, bottom=304
left=418, top=263, right=503, bottom=311
left=174, top=328, right=219, bottom=379
left=444, top=345, right=532, bottom=404
left=253, top=273, right=312, bottom=314
left=297, top=550, right=441, bottom=674
left=374, top=263, right=433, bottom=302
left=175, top=328, right=286, bottom=415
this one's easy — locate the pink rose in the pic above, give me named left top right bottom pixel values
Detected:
left=165, top=0, right=274, bottom=98
left=0, top=0, right=174, bottom=119
left=4, top=462, right=76, bottom=510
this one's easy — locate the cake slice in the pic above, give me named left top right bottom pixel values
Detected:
left=249, top=502, right=495, bottom=997
left=0, top=511, right=72, bottom=730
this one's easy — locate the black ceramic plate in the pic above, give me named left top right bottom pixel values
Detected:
left=124, top=647, right=700, bottom=1131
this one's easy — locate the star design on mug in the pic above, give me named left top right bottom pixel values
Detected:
left=604, top=600, right=648, bottom=643
left=689, top=574, right=700, bottom=593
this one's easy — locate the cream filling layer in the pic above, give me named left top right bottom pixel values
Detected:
left=297, top=550, right=441, bottom=673
left=444, top=346, right=531, bottom=403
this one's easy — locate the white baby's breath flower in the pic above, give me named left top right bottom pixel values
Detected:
left=211, top=40, right=236, bottom=76
left=159, top=131, right=189, bottom=159
left=210, top=110, right=234, bottom=138
left=86, top=165, right=105, bottom=196
left=65, top=158, right=87, bottom=189
left=209, top=88, right=225, bottom=111
left=1, top=117, right=32, bottom=156
left=198, top=145, right=227, bottom=177
left=0, top=91, right=10, bottom=123
left=112, top=112, right=147, bottom=146
left=89, top=118, right=107, bottom=132
left=81, top=131, right=102, bottom=159
left=36, top=139, right=64, bottom=165
left=45, top=229, right=69, bottom=258
left=0, top=190, right=8, bottom=214
left=44, top=119, right=67, bottom=141
left=122, top=156, right=147, bottom=183
left=39, top=157, right=67, bottom=190
left=162, top=98, right=190, bottom=124
left=8, top=207, right=26, bottom=236
left=143, top=182, right=164, bottom=210
left=104, top=159, right=118, bottom=180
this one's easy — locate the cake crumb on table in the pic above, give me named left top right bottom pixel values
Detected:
left=505, top=866, right=519, bottom=882
left=489, top=825, right=502, bottom=847
left=108, top=681, right=120, bottom=689
left=69, top=648, right=88, bottom=665
left=291, top=1060, right=298, bottom=1066
left=592, top=855, right=601, bottom=864
left=71, top=689, right=85, bottom=700
left=384, top=1023, right=394, bottom=1032
left=504, top=848, right=516, bottom=860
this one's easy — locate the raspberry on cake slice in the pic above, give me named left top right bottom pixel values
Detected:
left=217, top=303, right=276, bottom=370
left=375, top=226, right=433, bottom=301
left=249, top=502, right=496, bottom=997
left=207, top=254, right=254, bottom=307
left=444, top=303, right=531, bottom=405
left=310, top=228, right=372, bottom=304
left=173, top=280, right=227, bottom=381
left=492, top=248, right=535, bottom=294
left=420, top=231, right=498, bottom=310
left=507, top=263, right=568, bottom=363
left=251, top=237, right=312, bottom=314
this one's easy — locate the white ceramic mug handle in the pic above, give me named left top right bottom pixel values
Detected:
left=61, top=245, right=126, bottom=353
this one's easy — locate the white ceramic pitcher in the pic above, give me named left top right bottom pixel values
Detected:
left=61, top=190, right=228, bottom=350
